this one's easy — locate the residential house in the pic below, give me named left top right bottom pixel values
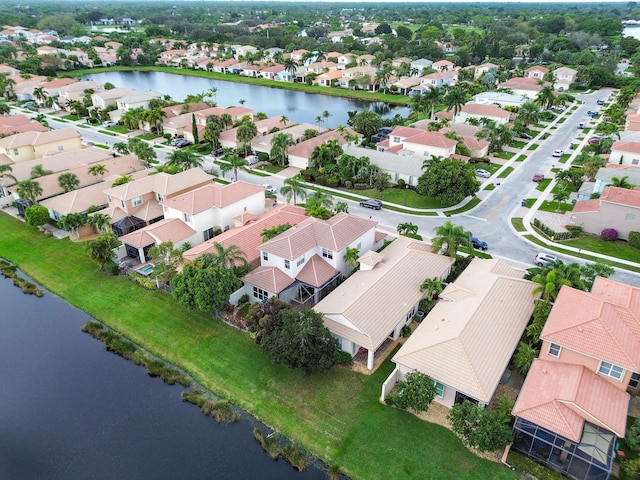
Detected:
left=235, top=45, right=258, bottom=60
left=474, top=62, right=499, bottom=80
left=0, top=128, right=82, bottom=163
left=115, top=91, right=164, bottom=112
left=383, top=258, right=537, bottom=405
left=511, top=277, right=639, bottom=480
left=413, top=70, right=457, bottom=92
left=118, top=218, right=200, bottom=264
left=251, top=123, right=325, bottom=155
left=317, top=236, right=453, bottom=371
left=260, top=64, right=286, bottom=81
left=91, top=88, right=136, bottom=110
left=376, top=126, right=457, bottom=160
left=57, top=81, right=104, bottom=107
left=410, top=58, right=433, bottom=75
left=433, top=60, right=455, bottom=72
left=0, top=114, right=48, bottom=136
left=316, top=70, right=343, bottom=87
left=625, top=113, right=640, bottom=132
left=392, top=57, right=413, bottom=68
left=337, top=54, right=356, bottom=66
left=243, top=213, right=379, bottom=308
left=391, top=76, right=421, bottom=96
left=609, top=141, right=640, bottom=166
left=471, top=91, right=529, bottom=109
left=218, top=116, right=294, bottom=151
left=102, top=168, right=213, bottom=237
left=342, top=144, right=424, bottom=187
left=524, top=65, right=549, bottom=80
left=338, top=66, right=377, bottom=90
left=183, top=204, right=308, bottom=267
left=577, top=165, right=640, bottom=200
left=569, top=186, right=640, bottom=240
left=498, top=77, right=551, bottom=100
left=455, top=103, right=510, bottom=125
left=288, top=49, right=308, bottom=63
left=287, top=128, right=358, bottom=170
left=159, top=180, right=268, bottom=244
left=553, top=67, right=578, bottom=92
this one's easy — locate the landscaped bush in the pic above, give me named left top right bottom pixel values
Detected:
left=396, top=178, right=406, bottom=189
left=620, top=457, right=640, bottom=480
left=257, top=152, right=269, bottom=163
left=626, top=418, right=640, bottom=452
left=533, top=218, right=578, bottom=241
left=629, top=231, right=640, bottom=250
left=387, top=372, right=437, bottom=412
left=104, top=260, right=120, bottom=276
left=238, top=294, right=249, bottom=305
left=24, top=205, right=51, bottom=227
left=600, top=228, right=619, bottom=241
left=336, top=350, right=353, bottom=365
left=565, top=225, right=583, bottom=233
left=325, top=176, right=340, bottom=188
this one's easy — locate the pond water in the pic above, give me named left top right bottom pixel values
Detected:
left=0, top=268, right=326, bottom=480
left=83, top=70, right=410, bottom=128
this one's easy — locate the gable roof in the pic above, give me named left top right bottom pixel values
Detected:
left=159, top=181, right=264, bottom=215
left=392, top=258, right=537, bottom=404
left=242, top=266, right=295, bottom=294
left=119, top=218, right=196, bottom=248
left=260, top=212, right=376, bottom=260
left=316, top=236, right=454, bottom=352
left=296, top=254, right=339, bottom=287
left=103, top=168, right=213, bottom=200
left=0, top=127, right=80, bottom=149
left=460, top=103, right=510, bottom=118
left=541, top=278, right=640, bottom=371
left=612, top=140, right=640, bottom=154
left=513, top=359, right=629, bottom=441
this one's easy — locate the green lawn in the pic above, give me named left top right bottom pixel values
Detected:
left=445, top=196, right=481, bottom=216
left=511, top=218, right=526, bottom=232
left=510, top=140, right=527, bottom=149
left=498, top=166, right=514, bottom=179
left=527, top=144, right=539, bottom=151
left=255, top=164, right=286, bottom=174
left=0, top=213, right=518, bottom=480
left=536, top=179, right=552, bottom=191
left=562, top=234, right=640, bottom=264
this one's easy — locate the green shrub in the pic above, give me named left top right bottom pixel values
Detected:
left=345, top=180, right=353, bottom=189
left=533, top=218, right=578, bottom=240
left=566, top=225, right=583, bottom=233
left=257, top=152, right=269, bottom=163
left=25, top=205, right=51, bottom=227
left=401, top=325, right=412, bottom=337
left=397, top=178, right=406, bottom=189
left=626, top=418, right=640, bottom=452
left=325, top=176, right=340, bottom=188
left=388, top=372, right=437, bottom=412
left=620, top=457, right=640, bottom=479
left=629, top=231, right=640, bottom=250
left=238, top=294, right=249, bottom=305
left=336, top=350, right=353, bottom=365
left=104, top=260, right=120, bottom=276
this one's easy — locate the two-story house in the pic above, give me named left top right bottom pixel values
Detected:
left=524, top=65, right=549, bottom=80
left=0, top=128, right=82, bottom=163
left=242, top=213, right=379, bottom=308
left=511, top=277, right=639, bottom=480
left=609, top=141, right=640, bottom=166
left=376, top=126, right=457, bottom=160
left=553, top=67, right=578, bottom=92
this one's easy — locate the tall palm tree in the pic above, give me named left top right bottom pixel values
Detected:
left=431, top=221, right=472, bottom=258
left=236, top=120, right=257, bottom=156
left=86, top=232, right=120, bottom=269
left=166, top=149, right=203, bottom=172
left=270, top=132, right=294, bottom=166
left=59, top=212, right=87, bottom=239
left=203, top=116, right=222, bottom=148
left=142, top=107, right=167, bottom=134
left=280, top=175, right=307, bottom=205
left=444, top=86, right=466, bottom=117
left=88, top=213, right=112, bottom=233
left=219, top=153, right=247, bottom=182
left=344, top=246, right=360, bottom=272
left=517, top=101, right=540, bottom=129
left=16, top=179, right=43, bottom=204
left=0, top=164, right=17, bottom=184
left=610, top=175, right=633, bottom=189
left=208, top=243, right=247, bottom=270
left=420, top=277, right=444, bottom=300
left=32, top=86, right=46, bottom=105
left=219, top=113, right=233, bottom=130
left=397, top=222, right=419, bottom=236
left=58, top=172, right=80, bottom=193
left=535, top=85, right=555, bottom=110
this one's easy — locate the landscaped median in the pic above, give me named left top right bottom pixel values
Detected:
left=0, top=212, right=518, bottom=480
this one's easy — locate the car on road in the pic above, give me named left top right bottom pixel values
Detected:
left=174, top=139, right=191, bottom=148
left=534, top=252, right=558, bottom=267
left=552, top=149, right=564, bottom=158
left=550, top=105, right=565, bottom=112
left=578, top=121, right=586, bottom=129
left=211, top=148, right=224, bottom=157
left=532, top=173, right=545, bottom=183
left=470, top=236, right=488, bottom=251
left=246, top=155, right=259, bottom=165
left=170, top=138, right=187, bottom=146
left=261, top=183, right=277, bottom=194
left=359, top=198, right=383, bottom=210
left=587, top=110, right=598, bottom=117
left=596, top=99, right=606, bottom=106
left=475, top=168, right=491, bottom=178
left=102, top=120, right=117, bottom=128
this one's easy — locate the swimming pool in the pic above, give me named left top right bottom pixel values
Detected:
left=138, top=264, right=154, bottom=275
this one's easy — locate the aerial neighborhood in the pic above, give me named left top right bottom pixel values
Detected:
left=2, top=2, right=640, bottom=480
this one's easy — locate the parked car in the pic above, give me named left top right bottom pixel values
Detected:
left=470, top=236, right=488, bottom=251
left=519, top=132, right=533, bottom=140
left=534, top=252, right=558, bottom=267
left=211, top=148, right=224, bottom=157
left=170, top=138, right=186, bottom=146
left=552, top=149, right=563, bottom=158
left=587, top=110, right=598, bottom=117
left=475, top=168, right=491, bottom=178
left=550, top=105, right=565, bottom=112
left=578, top=121, right=585, bottom=129
left=261, top=183, right=277, bottom=194
left=359, top=198, right=383, bottom=210
left=588, top=138, right=600, bottom=145
left=596, top=99, right=605, bottom=106
left=246, top=155, right=259, bottom=165
left=532, top=173, right=545, bottom=183
left=174, top=139, right=191, bottom=148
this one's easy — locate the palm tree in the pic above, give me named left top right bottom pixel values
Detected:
left=306, top=190, right=333, bottom=209
left=535, top=85, right=555, bottom=110
left=344, top=246, right=360, bottom=272
left=29, top=164, right=52, bottom=179
left=553, top=189, right=570, bottom=211
left=279, top=114, right=289, bottom=127
left=610, top=175, right=633, bottom=189
left=203, top=116, right=222, bottom=148
left=0, top=101, right=11, bottom=116
left=431, top=221, right=472, bottom=258
left=58, top=172, right=80, bottom=193
left=420, top=277, right=444, bottom=301
left=86, top=232, right=120, bottom=269
left=280, top=175, right=307, bottom=205
left=112, top=174, right=132, bottom=187
left=88, top=213, right=112, bottom=233
left=88, top=164, right=108, bottom=180
left=397, top=222, right=419, bottom=236
left=208, top=243, right=247, bottom=270
left=59, top=212, right=87, bottom=239
left=219, top=113, right=233, bottom=130
left=444, top=86, right=466, bottom=117
left=513, top=342, right=539, bottom=375
left=0, top=164, right=17, bottom=184
left=283, top=58, right=298, bottom=79
left=16, top=179, right=43, bottom=203
left=236, top=120, right=257, bottom=156
left=32, top=86, right=46, bottom=105
left=220, top=153, right=247, bottom=182
left=517, top=101, right=540, bottom=129
left=166, top=149, right=203, bottom=172
left=142, top=107, right=167, bottom=134
left=270, top=132, right=294, bottom=166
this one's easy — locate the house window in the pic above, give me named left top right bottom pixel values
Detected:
left=433, top=380, right=444, bottom=398
left=598, top=361, right=624, bottom=380
left=263, top=251, right=268, bottom=261
left=203, top=228, right=214, bottom=241
left=13, top=149, right=18, bottom=155
left=132, top=196, right=142, bottom=207
left=157, top=193, right=165, bottom=202
left=57, top=145, right=64, bottom=151
left=423, top=151, right=429, bottom=157
left=393, top=136, right=400, bottom=143
left=284, top=259, right=290, bottom=269
left=183, top=213, right=192, bottom=223
left=296, top=255, right=305, bottom=267
left=632, top=159, right=639, bottom=165
left=630, top=372, right=640, bottom=389
left=322, top=248, right=333, bottom=260
left=626, top=214, right=636, bottom=222
left=253, top=286, right=268, bottom=300
left=548, top=343, right=561, bottom=358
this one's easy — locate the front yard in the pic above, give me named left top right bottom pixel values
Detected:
left=0, top=212, right=519, bottom=480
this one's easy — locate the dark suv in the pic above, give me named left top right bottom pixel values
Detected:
left=359, top=198, right=383, bottom=210
left=470, top=236, right=488, bottom=251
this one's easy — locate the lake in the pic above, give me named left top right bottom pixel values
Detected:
left=623, top=26, right=640, bottom=41
left=83, top=71, right=410, bottom=128
left=0, top=268, right=326, bottom=480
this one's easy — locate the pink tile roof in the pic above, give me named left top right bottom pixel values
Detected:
left=402, top=130, right=457, bottom=149
left=571, top=199, right=600, bottom=213
left=600, top=185, right=640, bottom=207
left=461, top=103, right=510, bottom=118
left=612, top=141, right=640, bottom=154
left=182, top=204, right=307, bottom=264
left=242, top=266, right=295, bottom=294
left=287, top=128, right=357, bottom=159
left=160, top=181, right=264, bottom=215
left=261, top=213, right=377, bottom=260
left=541, top=280, right=640, bottom=371
left=513, top=359, right=629, bottom=441
left=119, top=218, right=196, bottom=248
left=296, top=254, right=339, bottom=287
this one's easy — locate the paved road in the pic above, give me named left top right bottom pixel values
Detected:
left=27, top=94, right=640, bottom=287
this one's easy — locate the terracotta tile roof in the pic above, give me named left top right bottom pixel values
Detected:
left=160, top=181, right=264, bottom=215
left=182, top=204, right=307, bottom=265
left=541, top=280, right=640, bottom=371
left=513, top=359, right=629, bottom=441
left=315, top=236, right=454, bottom=352
left=392, top=258, right=537, bottom=403
left=119, top=218, right=196, bottom=248
left=0, top=121, right=48, bottom=136
left=242, top=266, right=295, bottom=294
left=402, top=131, right=457, bottom=149
left=600, top=185, right=640, bottom=207
left=104, top=168, right=213, bottom=201
left=499, top=77, right=548, bottom=91
left=612, top=141, right=640, bottom=154
left=571, top=198, right=600, bottom=213
left=261, top=213, right=377, bottom=260
left=0, top=127, right=80, bottom=149
left=296, top=254, right=339, bottom=287
left=288, top=129, right=358, bottom=160
left=461, top=103, right=510, bottom=118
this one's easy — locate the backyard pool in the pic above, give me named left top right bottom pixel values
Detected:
left=138, top=264, right=154, bottom=275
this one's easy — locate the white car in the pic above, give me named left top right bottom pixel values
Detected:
left=261, top=183, right=277, bottom=194
left=102, top=121, right=117, bottom=128
left=552, top=149, right=564, bottom=158
left=246, top=155, right=259, bottom=165
left=475, top=169, right=491, bottom=178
